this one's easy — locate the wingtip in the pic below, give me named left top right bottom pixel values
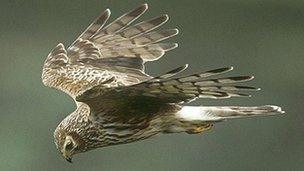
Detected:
left=163, top=14, right=169, bottom=21
left=184, top=64, right=189, bottom=69
left=222, top=66, right=234, bottom=72
left=141, top=3, right=149, bottom=10
left=105, top=8, right=111, bottom=15
left=173, top=43, right=178, bottom=48
left=129, top=3, right=148, bottom=17
left=54, top=43, right=65, bottom=51
left=50, top=43, right=65, bottom=54
left=275, top=106, right=285, bottom=114
left=57, top=43, right=64, bottom=47
left=173, top=28, right=179, bottom=35
left=280, top=109, right=285, bottom=114
left=237, top=76, right=254, bottom=81
left=179, top=64, right=189, bottom=73
left=266, top=105, right=285, bottom=114
left=175, top=64, right=189, bottom=73
left=162, top=43, right=178, bottom=52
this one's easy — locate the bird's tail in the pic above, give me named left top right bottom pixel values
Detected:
left=176, top=105, right=284, bottom=122
left=172, top=105, right=284, bottom=134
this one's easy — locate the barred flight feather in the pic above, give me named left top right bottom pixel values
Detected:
left=74, top=9, right=111, bottom=42
left=118, top=15, right=169, bottom=39
left=135, top=65, right=258, bottom=102
left=76, top=65, right=259, bottom=103
left=102, top=28, right=178, bottom=48
left=101, top=43, right=178, bottom=61
left=94, top=4, right=148, bottom=39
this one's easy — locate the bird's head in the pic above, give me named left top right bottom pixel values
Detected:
left=53, top=124, right=85, bottom=163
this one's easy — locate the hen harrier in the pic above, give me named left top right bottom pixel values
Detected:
left=42, top=4, right=284, bottom=162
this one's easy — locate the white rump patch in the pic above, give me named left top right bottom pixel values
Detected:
left=176, top=106, right=221, bottom=121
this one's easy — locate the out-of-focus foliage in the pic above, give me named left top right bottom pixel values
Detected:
left=0, top=0, right=303, bottom=170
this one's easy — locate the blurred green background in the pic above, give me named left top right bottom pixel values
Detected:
left=1, top=0, right=303, bottom=170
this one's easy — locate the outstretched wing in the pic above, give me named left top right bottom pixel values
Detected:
left=76, top=65, right=260, bottom=112
left=42, top=4, right=178, bottom=98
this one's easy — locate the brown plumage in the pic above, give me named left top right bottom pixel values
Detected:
left=42, top=4, right=284, bottom=163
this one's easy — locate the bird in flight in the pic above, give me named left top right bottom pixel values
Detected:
left=42, top=4, right=284, bottom=163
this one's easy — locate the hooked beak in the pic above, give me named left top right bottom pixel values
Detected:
left=63, top=152, right=73, bottom=163
left=65, top=157, right=72, bottom=163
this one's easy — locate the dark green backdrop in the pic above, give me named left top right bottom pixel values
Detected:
left=1, top=0, right=303, bottom=170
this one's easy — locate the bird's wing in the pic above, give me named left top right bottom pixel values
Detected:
left=42, top=4, right=178, bottom=98
left=68, top=3, right=178, bottom=78
left=76, top=65, right=260, bottom=113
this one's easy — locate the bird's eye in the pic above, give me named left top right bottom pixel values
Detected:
left=65, top=141, right=74, bottom=151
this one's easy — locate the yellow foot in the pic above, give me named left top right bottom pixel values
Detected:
left=186, top=124, right=213, bottom=134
